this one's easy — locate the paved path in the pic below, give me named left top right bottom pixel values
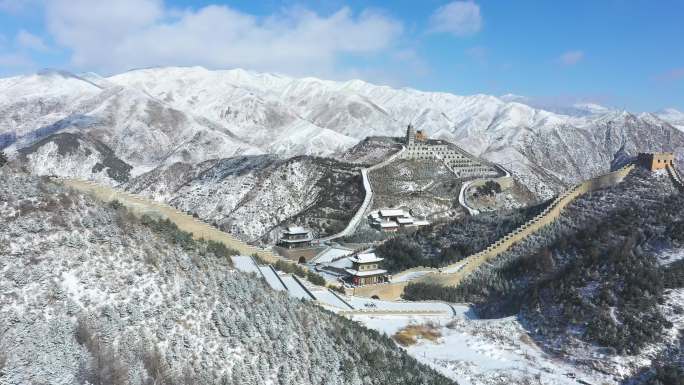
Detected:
left=457, top=165, right=512, bottom=216
left=458, top=179, right=480, bottom=216
left=318, top=145, right=405, bottom=241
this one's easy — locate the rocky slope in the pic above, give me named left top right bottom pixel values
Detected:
left=124, top=155, right=364, bottom=243
left=655, top=108, right=684, bottom=132
left=0, top=168, right=453, bottom=385
left=2, top=67, right=683, bottom=197
left=109, top=67, right=684, bottom=198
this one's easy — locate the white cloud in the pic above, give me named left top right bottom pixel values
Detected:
left=429, top=1, right=482, bottom=37
left=16, top=30, right=48, bottom=52
left=0, top=0, right=38, bottom=13
left=44, top=0, right=403, bottom=77
left=558, top=50, right=584, bottom=66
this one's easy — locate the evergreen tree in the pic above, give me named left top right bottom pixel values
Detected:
left=0, top=150, right=7, bottom=168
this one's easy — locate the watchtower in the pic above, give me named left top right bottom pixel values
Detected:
left=637, top=152, right=675, bottom=171
left=406, top=124, right=416, bottom=147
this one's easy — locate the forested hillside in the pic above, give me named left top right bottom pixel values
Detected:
left=0, top=167, right=453, bottom=385
left=404, top=168, right=684, bottom=374
left=376, top=200, right=550, bottom=273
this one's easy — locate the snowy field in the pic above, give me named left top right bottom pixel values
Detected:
left=352, top=312, right=618, bottom=385
left=231, top=255, right=261, bottom=274
left=344, top=296, right=457, bottom=314
left=224, top=256, right=682, bottom=384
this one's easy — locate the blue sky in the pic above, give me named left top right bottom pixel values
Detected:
left=0, top=0, right=682, bottom=111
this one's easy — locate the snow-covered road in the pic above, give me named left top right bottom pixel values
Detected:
left=318, top=145, right=405, bottom=241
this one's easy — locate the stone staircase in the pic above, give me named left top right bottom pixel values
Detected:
left=667, top=164, right=684, bottom=190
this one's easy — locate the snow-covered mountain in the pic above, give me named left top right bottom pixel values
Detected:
left=124, top=155, right=365, bottom=243
left=1, top=66, right=683, bottom=197
left=0, top=169, right=451, bottom=385
left=655, top=108, right=684, bottom=132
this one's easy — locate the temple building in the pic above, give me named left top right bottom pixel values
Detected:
left=368, top=208, right=429, bottom=232
left=278, top=225, right=313, bottom=249
left=637, top=152, right=675, bottom=171
left=345, top=253, right=388, bottom=286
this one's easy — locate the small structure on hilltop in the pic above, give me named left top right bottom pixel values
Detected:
left=345, top=252, right=388, bottom=286
left=401, top=124, right=500, bottom=178
left=278, top=225, right=313, bottom=249
left=368, top=208, right=430, bottom=232
left=637, top=152, right=675, bottom=171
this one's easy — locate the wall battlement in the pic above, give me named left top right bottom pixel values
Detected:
left=354, top=163, right=637, bottom=300
left=638, top=152, right=675, bottom=171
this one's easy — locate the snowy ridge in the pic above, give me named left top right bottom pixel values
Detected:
left=2, top=66, right=684, bottom=198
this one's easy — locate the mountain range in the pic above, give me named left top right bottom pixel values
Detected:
left=2, top=66, right=683, bottom=199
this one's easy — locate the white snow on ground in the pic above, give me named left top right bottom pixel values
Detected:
left=353, top=311, right=617, bottom=385
left=313, top=269, right=346, bottom=285
left=280, top=275, right=313, bottom=300
left=310, top=289, right=352, bottom=310
left=391, top=270, right=432, bottom=283
left=656, top=247, right=684, bottom=265
left=310, top=246, right=355, bottom=264
left=230, top=255, right=261, bottom=274
left=258, top=266, right=287, bottom=291
left=344, top=297, right=457, bottom=313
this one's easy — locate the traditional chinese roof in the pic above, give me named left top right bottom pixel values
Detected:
left=396, top=217, right=414, bottom=224
left=379, top=221, right=399, bottom=228
left=345, top=268, right=388, bottom=277
left=280, top=237, right=313, bottom=243
left=349, top=252, right=383, bottom=264
left=284, top=226, right=310, bottom=235
left=379, top=209, right=407, bottom=218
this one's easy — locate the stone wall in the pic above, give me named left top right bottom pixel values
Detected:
left=353, top=164, right=636, bottom=300
left=425, top=163, right=636, bottom=287
left=61, top=178, right=280, bottom=262
left=638, top=152, right=675, bottom=171
left=667, top=164, right=684, bottom=189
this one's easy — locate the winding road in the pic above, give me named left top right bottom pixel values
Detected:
left=318, top=145, right=405, bottom=241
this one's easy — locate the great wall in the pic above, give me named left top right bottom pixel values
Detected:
left=353, top=163, right=638, bottom=300
left=61, top=178, right=281, bottom=263
left=668, top=163, right=684, bottom=190
left=63, top=157, right=681, bottom=303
